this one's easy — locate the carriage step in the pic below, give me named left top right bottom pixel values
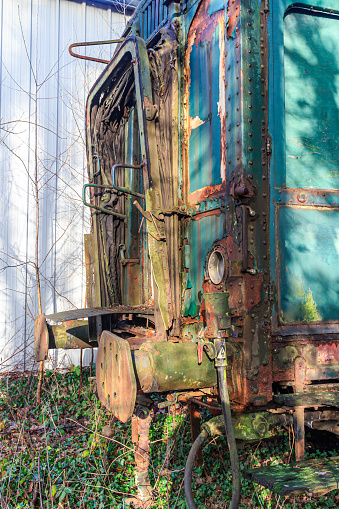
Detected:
left=274, top=391, right=339, bottom=408
left=45, top=305, right=154, bottom=323
left=245, top=457, right=339, bottom=496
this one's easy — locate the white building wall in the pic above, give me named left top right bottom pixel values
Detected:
left=0, top=0, right=129, bottom=371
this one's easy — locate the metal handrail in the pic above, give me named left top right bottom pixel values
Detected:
left=111, top=163, right=145, bottom=199
left=69, top=39, right=123, bottom=65
left=82, top=184, right=126, bottom=219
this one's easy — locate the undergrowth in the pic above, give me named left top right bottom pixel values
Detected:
left=0, top=369, right=338, bottom=508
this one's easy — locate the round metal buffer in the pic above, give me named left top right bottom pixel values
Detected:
left=96, top=331, right=137, bottom=423
left=34, top=314, right=49, bottom=362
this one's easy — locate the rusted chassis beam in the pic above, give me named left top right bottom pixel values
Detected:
left=34, top=314, right=97, bottom=362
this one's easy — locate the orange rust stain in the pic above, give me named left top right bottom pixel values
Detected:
left=218, top=18, right=226, bottom=181
left=183, top=0, right=224, bottom=201
left=188, top=180, right=226, bottom=205
left=318, top=343, right=339, bottom=363
left=226, top=1, right=240, bottom=39
left=181, top=316, right=200, bottom=325
left=243, top=272, right=264, bottom=312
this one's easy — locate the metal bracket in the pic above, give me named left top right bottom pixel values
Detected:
left=82, top=183, right=126, bottom=219
left=144, top=97, right=158, bottom=121
left=119, top=244, right=140, bottom=265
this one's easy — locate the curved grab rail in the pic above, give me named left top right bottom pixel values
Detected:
left=111, top=163, right=145, bottom=199
left=69, top=39, right=123, bottom=65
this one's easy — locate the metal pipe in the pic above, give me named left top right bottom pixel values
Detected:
left=188, top=397, right=221, bottom=413
left=217, top=364, right=241, bottom=509
left=132, top=342, right=217, bottom=393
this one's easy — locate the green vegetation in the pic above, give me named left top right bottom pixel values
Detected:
left=0, top=370, right=338, bottom=508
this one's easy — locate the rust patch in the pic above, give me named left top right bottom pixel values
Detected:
left=187, top=0, right=223, bottom=49
left=96, top=332, right=137, bottom=423
left=34, top=314, right=49, bottom=362
left=218, top=14, right=226, bottom=181
left=243, top=272, right=264, bottom=312
left=318, top=343, right=339, bottom=363
left=226, top=1, right=240, bottom=39
left=188, top=180, right=227, bottom=205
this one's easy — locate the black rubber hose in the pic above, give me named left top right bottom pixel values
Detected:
left=184, top=429, right=208, bottom=509
left=217, top=366, right=241, bottom=509
left=184, top=368, right=241, bottom=509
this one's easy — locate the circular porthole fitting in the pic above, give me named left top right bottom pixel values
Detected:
left=208, top=249, right=226, bottom=285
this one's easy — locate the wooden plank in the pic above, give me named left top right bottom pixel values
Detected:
left=246, top=457, right=339, bottom=496
left=274, top=391, right=339, bottom=408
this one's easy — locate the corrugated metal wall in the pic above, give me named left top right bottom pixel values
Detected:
left=0, top=0, right=129, bottom=371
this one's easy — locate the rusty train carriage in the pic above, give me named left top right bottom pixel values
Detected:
left=34, top=0, right=339, bottom=506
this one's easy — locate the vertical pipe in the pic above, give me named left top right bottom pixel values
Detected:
left=189, top=401, right=203, bottom=467
left=134, top=410, right=153, bottom=501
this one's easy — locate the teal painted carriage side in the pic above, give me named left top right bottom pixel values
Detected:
left=267, top=1, right=339, bottom=328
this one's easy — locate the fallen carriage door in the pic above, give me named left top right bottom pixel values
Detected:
left=270, top=5, right=339, bottom=334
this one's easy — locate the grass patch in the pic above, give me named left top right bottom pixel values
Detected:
left=0, top=370, right=338, bottom=508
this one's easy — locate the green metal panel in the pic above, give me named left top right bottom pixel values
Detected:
left=182, top=2, right=226, bottom=320
left=284, top=11, right=339, bottom=190
left=188, top=25, right=222, bottom=194
left=268, top=2, right=339, bottom=329
left=278, top=206, right=339, bottom=323
left=183, top=213, right=226, bottom=318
